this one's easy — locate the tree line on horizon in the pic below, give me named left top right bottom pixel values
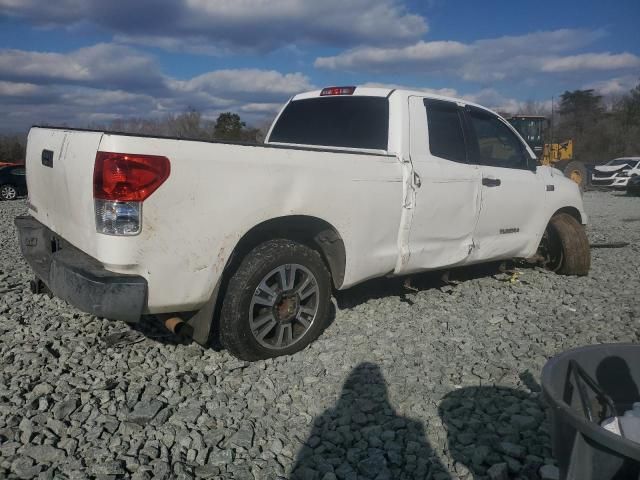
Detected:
left=0, top=110, right=267, bottom=165
left=90, top=110, right=268, bottom=144
left=1, top=80, right=639, bottom=165
left=513, top=80, right=640, bottom=163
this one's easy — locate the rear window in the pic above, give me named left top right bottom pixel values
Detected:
left=269, top=96, right=389, bottom=150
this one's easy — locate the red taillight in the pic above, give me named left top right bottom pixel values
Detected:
left=320, top=86, right=356, bottom=96
left=93, top=152, right=170, bottom=201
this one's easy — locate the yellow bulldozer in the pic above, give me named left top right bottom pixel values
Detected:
left=507, top=115, right=588, bottom=188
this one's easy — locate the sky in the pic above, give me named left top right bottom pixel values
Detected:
left=0, top=0, right=639, bottom=132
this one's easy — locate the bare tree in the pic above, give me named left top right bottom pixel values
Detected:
left=517, top=100, right=550, bottom=116
left=0, top=135, right=27, bottom=164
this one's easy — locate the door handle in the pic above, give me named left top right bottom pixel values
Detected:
left=482, top=177, right=501, bottom=187
left=413, top=171, right=422, bottom=188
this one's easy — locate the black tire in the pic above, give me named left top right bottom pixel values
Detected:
left=540, top=213, right=591, bottom=275
left=0, top=184, right=17, bottom=201
left=563, top=161, right=588, bottom=190
left=220, top=239, right=332, bottom=361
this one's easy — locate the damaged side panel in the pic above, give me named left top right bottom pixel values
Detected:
left=96, top=134, right=404, bottom=311
left=396, top=95, right=482, bottom=274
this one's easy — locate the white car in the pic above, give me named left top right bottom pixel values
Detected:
left=591, top=157, right=640, bottom=188
left=15, top=86, right=590, bottom=360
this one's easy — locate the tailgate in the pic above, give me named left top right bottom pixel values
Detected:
left=26, top=127, right=103, bottom=255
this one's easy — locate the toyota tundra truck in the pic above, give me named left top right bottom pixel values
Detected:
left=15, top=86, right=591, bottom=361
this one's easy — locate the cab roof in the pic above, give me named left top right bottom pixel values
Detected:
left=291, top=86, right=494, bottom=114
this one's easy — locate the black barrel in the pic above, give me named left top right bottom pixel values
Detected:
left=541, top=344, right=640, bottom=480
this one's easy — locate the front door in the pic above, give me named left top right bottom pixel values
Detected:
left=464, top=106, right=546, bottom=262
left=399, top=96, right=482, bottom=274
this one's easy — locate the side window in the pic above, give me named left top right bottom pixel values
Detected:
left=424, top=99, right=467, bottom=163
left=468, top=108, right=528, bottom=169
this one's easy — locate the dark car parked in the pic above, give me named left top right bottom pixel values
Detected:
left=627, top=175, right=640, bottom=196
left=0, top=165, right=27, bottom=200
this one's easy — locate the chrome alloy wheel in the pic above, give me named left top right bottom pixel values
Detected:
left=0, top=185, right=17, bottom=200
left=249, top=263, right=320, bottom=351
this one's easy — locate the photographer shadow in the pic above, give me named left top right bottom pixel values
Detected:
left=291, top=362, right=451, bottom=480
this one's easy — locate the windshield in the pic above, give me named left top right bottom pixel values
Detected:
left=269, top=96, right=389, bottom=150
left=506, top=117, right=545, bottom=153
left=509, top=118, right=543, bottom=143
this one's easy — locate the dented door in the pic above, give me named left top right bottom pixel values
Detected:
left=397, top=96, right=482, bottom=274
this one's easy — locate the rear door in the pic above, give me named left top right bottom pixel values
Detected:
left=400, top=97, right=482, bottom=273
left=25, top=128, right=103, bottom=253
left=464, top=106, right=545, bottom=261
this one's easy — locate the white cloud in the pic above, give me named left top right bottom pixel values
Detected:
left=0, top=45, right=314, bottom=131
left=172, top=69, right=313, bottom=99
left=0, top=50, right=91, bottom=82
left=239, top=103, right=283, bottom=115
left=0, top=80, right=41, bottom=97
left=0, top=0, right=427, bottom=53
left=58, top=88, right=158, bottom=109
left=364, top=82, right=539, bottom=114
left=315, top=41, right=469, bottom=70
left=0, top=84, right=161, bottom=131
left=473, top=29, right=606, bottom=55
left=584, top=75, right=640, bottom=96
left=0, top=44, right=165, bottom=92
left=460, top=89, right=526, bottom=113
left=361, top=82, right=459, bottom=98
left=112, top=35, right=229, bottom=56
left=542, top=53, right=640, bottom=72
left=315, top=29, right=640, bottom=83
left=0, top=0, right=89, bottom=23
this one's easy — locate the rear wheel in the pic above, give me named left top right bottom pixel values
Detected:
left=0, top=184, right=17, bottom=200
left=220, top=239, right=332, bottom=361
left=537, top=213, right=590, bottom=275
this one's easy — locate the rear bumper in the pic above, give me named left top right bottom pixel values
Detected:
left=15, top=216, right=147, bottom=322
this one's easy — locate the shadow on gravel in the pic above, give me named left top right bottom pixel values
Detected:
left=611, top=192, right=634, bottom=197
left=291, top=362, right=452, bottom=480
left=117, top=302, right=339, bottom=352
left=596, top=356, right=640, bottom=410
left=334, top=262, right=510, bottom=310
left=439, top=382, right=552, bottom=479
left=121, top=261, right=530, bottom=350
left=133, top=316, right=192, bottom=346
left=99, top=316, right=196, bottom=348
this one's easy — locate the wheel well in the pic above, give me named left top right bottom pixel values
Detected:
left=552, top=207, right=583, bottom=224
left=228, top=216, right=346, bottom=288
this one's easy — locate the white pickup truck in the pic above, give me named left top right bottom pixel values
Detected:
left=16, top=86, right=590, bottom=360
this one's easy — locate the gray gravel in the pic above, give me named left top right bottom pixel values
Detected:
left=1, top=191, right=639, bottom=479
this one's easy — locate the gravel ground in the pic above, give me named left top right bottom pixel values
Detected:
left=1, top=191, right=639, bottom=480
